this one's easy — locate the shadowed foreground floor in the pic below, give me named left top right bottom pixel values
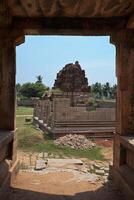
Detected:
left=9, top=171, right=125, bottom=200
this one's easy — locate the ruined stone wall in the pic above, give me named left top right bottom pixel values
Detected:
left=17, top=99, right=34, bottom=106
left=34, top=97, right=115, bottom=125
left=53, top=98, right=115, bottom=122
left=34, top=99, right=53, bottom=126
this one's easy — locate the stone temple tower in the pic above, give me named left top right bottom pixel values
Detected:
left=53, top=61, right=90, bottom=92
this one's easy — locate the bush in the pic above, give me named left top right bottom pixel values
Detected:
left=20, top=82, right=48, bottom=98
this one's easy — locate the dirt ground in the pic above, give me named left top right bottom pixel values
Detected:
left=9, top=171, right=124, bottom=200
left=8, top=140, right=123, bottom=200
left=17, top=139, right=113, bottom=167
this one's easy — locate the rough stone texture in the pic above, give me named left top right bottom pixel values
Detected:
left=33, top=95, right=115, bottom=137
left=0, top=39, right=16, bottom=131
left=53, top=61, right=90, bottom=92
left=53, top=98, right=115, bottom=121
left=7, top=0, right=134, bottom=18
left=109, top=32, right=134, bottom=200
left=35, top=159, right=47, bottom=170
left=54, top=134, right=95, bottom=150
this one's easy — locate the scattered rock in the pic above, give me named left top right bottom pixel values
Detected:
left=90, top=165, right=94, bottom=171
left=43, top=152, right=48, bottom=158
left=55, top=155, right=60, bottom=159
left=54, top=134, right=95, bottom=150
left=81, top=166, right=88, bottom=173
left=49, top=153, right=54, bottom=158
left=105, top=173, right=109, bottom=176
left=93, top=163, right=100, bottom=169
left=104, top=167, right=109, bottom=173
left=38, top=152, right=44, bottom=158
left=95, top=169, right=105, bottom=176
left=35, top=159, right=47, bottom=170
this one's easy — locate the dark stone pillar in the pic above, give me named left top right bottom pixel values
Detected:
left=0, top=39, right=16, bottom=131
left=111, top=31, right=134, bottom=136
left=110, top=31, right=134, bottom=200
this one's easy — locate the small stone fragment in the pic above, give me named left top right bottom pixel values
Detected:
left=35, top=159, right=47, bottom=170
left=95, top=169, right=105, bottom=176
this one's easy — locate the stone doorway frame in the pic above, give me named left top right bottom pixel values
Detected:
left=0, top=25, right=134, bottom=199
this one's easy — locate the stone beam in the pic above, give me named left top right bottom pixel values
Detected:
left=12, top=17, right=128, bottom=36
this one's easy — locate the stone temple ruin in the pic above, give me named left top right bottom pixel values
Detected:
left=1, top=1, right=134, bottom=199
left=53, top=61, right=90, bottom=92
left=33, top=62, right=116, bottom=138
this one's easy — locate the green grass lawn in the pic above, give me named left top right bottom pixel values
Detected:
left=16, top=106, right=34, bottom=115
left=16, top=106, right=104, bottom=160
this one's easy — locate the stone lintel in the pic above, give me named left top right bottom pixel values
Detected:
left=12, top=17, right=127, bottom=36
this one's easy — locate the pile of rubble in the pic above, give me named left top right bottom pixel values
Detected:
left=54, top=134, right=95, bottom=149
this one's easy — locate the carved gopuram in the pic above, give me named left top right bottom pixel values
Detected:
left=34, top=62, right=116, bottom=138
left=1, top=1, right=134, bottom=199
left=53, top=61, right=90, bottom=92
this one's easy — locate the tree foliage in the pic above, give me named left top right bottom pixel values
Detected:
left=91, top=82, right=117, bottom=99
left=17, top=75, right=49, bottom=99
left=36, top=75, right=43, bottom=83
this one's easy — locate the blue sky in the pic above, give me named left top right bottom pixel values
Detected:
left=16, top=36, right=116, bottom=87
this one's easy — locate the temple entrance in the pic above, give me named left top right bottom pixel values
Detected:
left=1, top=1, right=134, bottom=199
left=9, top=35, right=122, bottom=200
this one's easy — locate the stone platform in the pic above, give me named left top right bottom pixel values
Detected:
left=33, top=117, right=115, bottom=138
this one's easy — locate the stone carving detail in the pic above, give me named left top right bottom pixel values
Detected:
left=53, top=61, right=90, bottom=92
left=8, top=0, right=134, bottom=18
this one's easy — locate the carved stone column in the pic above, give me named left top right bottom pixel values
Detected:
left=110, top=31, right=134, bottom=199
left=110, top=30, right=134, bottom=168
left=111, top=31, right=134, bottom=136
left=0, top=38, right=16, bottom=131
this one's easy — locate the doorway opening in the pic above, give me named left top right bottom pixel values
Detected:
left=13, top=35, right=120, bottom=200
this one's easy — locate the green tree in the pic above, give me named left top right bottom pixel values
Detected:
left=16, top=83, right=21, bottom=100
left=16, top=83, right=21, bottom=93
left=110, top=84, right=117, bottom=99
left=102, top=82, right=111, bottom=99
left=20, top=82, right=48, bottom=99
left=36, top=75, right=43, bottom=83
left=91, top=82, right=102, bottom=99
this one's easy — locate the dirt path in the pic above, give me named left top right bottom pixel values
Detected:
left=9, top=171, right=124, bottom=200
